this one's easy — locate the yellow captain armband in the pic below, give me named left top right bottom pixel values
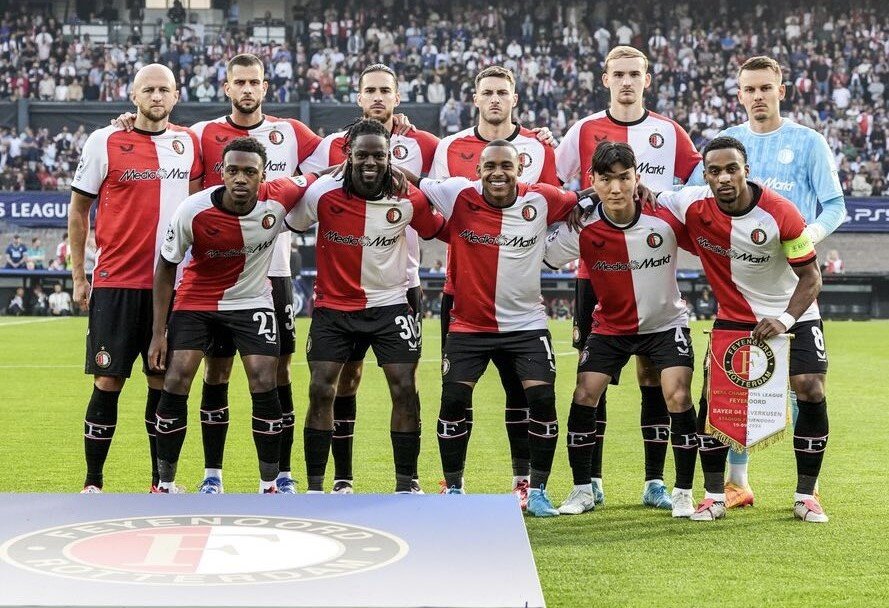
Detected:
left=782, top=232, right=815, bottom=261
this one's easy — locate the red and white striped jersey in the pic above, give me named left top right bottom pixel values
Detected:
left=161, top=175, right=315, bottom=311
left=71, top=125, right=203, bottom=290
left=659, top=184, right=819, bottom=324
left=190, top=115, right=322, bottom=277
left=300, top=128, right=440, bottom=288
left=555, top=109, right=702, bottom=279
left=430, top=124, right=560, bottom=296
left=284, top=175, right=446, bottom=311
left=420, top=177, right=578, bottom=333
left=545, top=204, right=691, bottom=335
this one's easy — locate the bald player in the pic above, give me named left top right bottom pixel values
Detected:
left=70, top=64, right=204, bottom=493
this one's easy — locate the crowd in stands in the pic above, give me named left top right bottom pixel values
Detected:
left=0, top=1, right=885, bottom=194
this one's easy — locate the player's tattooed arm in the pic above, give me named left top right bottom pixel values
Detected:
left=148, top=258, right=178, bottom=372
left=752, top=261, right=822, bottom=339
left=110, top=112, right=137, bottom=131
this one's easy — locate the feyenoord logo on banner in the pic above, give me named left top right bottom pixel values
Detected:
left=0, top=515, right=407, bottom=585
left=707, top=329, right=791, bottom=452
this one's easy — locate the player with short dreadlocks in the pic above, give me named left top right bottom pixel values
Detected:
left=285, top=118, right=446, bottom=493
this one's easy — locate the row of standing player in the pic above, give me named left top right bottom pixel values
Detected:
left=70, top=47, right=842, bottom=519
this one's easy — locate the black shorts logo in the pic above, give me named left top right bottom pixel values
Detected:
left=722, top=337, right=776, bottom=389
left=262, top=214, right=276, bottom=229
left=579, top=348, right=590, bottom=365
left=95, top=350, right=111, bottom=368
left=647, top=232, right=663, bottom=248
left=392, top=144, right=408, bottom=160
left=572, top=325, right=581, bottom=344
left=751, top=228, right=767, bottom=245
left=521, top=205, right=537, bottom=222
left=386, top=208, right=403, bottom=224
left=518, top=152, right=532, bottom=168
left=305, top=335, right=312, bottom=354
left=441, top=356, right=450, bottom=376
left=649, top=132, right=665, bottom=149
left=172, top=139, right=185, bottom=155
left=269, top=130, right=284, bottom=145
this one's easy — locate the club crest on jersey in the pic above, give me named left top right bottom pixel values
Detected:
left=518, top=152, right=533, bottom=168
left=269, top=130, right=284, bottom=145
left=521, top=205, right=537, bottom=221
left=722, top=337, right=776, bottom=389
left=386, top=207, right=403, bottom=224
left=647, top=232, right=663, bottom=248
left=777, top=148, right=794, bottom=164
left=95, top=350, right=111, bottom=369
left=172, top=139, right=185, bottom=155
left=119, top=144, right=134, bottom=153
left=649, top=132, right=664, bottom=149
left=750, top=228, right=767, bottom=245
left=392, top=144, right=408, bottom=160
left=441, top=356, right=450, bottom=376
left=579, top=349, right=590, bottom=366
left=262, top=214, right=276, bottom=229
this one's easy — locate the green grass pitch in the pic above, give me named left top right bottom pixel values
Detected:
left=1, top=316, right=888, bottom=606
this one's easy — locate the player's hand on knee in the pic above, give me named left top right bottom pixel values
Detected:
left=110, top=112, right=137, bottom=131
left=752, top=318, right=785, bottom=340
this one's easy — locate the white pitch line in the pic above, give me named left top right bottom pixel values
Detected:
left=0, top=317, right=69, bottom=328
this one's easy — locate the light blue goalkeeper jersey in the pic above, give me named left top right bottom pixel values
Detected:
left=689, top=118, right=845, bottom=233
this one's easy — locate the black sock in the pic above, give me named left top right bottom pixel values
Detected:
left=304, top=427, right=333, bottom=491
left=566, top=402, right=597, bottom=486
left=332, top=395, right=356, bottom=481
left=391, top=431, right=420, bottom=492
left=155, top=390, right=189, bottom=484
left=438, top=382, right=472, bottom=488
left=794, top=398, right=829, bottom=495
left=670, top=407, right=698, bottom=490
left=591, top=392, right=607, bottom=479
left=251, top=388, right=282, bottom=482
left=145, top=387, right=162, bottom=487
left=84, top=386, right=121, bottom=488
left=696, top=396, right=728, bottom=494
left=278, top=384, right=295, bottom=473
left=640, top=386, right=670, bottom=481
left=412, top=391, right=421, bottom=480
left=502, top=372, right=530, bottom=477
left=200, top=381, right=229, bottom=470
left=526, top=384, right=558, bottom=489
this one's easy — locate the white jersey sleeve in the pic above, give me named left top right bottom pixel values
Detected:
left=71, top=127, right=113, bottom=196
left=283, top=178, right=324, bottom=232
left=428, top=141, right=451, bottom=179
left=554, top=121, right=581, bottom=184
left=418, top=176, right=472, bottom=220
left=160, top=205, right=195, bottom=264
left=543, top=222, right=581, bottom=269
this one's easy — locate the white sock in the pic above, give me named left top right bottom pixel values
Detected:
left=794, top=492, right=815, bottom=503
left=644, top=479, right=665, bottom=490
left=704, top=492, right=726, bottom=502
left=259, top=480, right=276, bottom=492
left=204, top=468, right=222, bottom=481
left=513, top=475, right=529, bottom=487
left=728, top=463, right=748, bottom=487
left=277, top=471, right=292, bottom=480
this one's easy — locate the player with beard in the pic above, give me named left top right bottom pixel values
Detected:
left=299, top=64, right=439, bottom=494
left=555, top=46, right=702, bottom=509
left=285, top=119, right=445, bottom=494
left=688, top=56, right=845, bottom=508
left=658, top=137, right=828, bottom=523
left=115, top=54, right=323, bottom=494
left=148, top=137, right=315, bottom=493
left=429, top=65, right=558, bottom=507
left=70, top=64, right=203, bottom=493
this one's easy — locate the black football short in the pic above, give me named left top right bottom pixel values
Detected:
left=85, top=287, right=157, bottom=377
left=442, top=329, right=556, bottom=384
left=347, top=286, right=424, bottom=362
left=572, top=278, right=597, bottom=350
left=168, top=309, right=280, bottom=357
left=578, top=327, right=695, bottom=380
left=308, top=304, right=420, bottom=365
left=712, top=319, right=828, bottom=376
left=206, top=277, right=295, bottom=358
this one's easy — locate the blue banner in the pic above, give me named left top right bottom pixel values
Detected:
left=0, top=192, right=71, bottom=228
left=839, top=198, right=889, bottom=232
